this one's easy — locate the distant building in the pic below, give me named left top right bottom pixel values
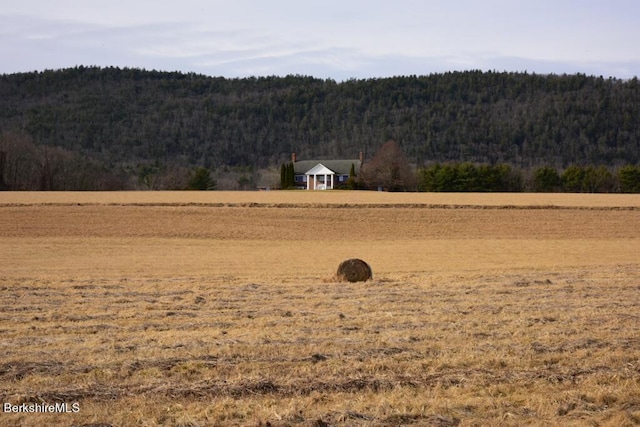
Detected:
left=291, top=152, right=363, bottom=190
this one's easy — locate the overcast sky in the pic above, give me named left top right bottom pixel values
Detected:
left=2, top=0, right=639, bottom=80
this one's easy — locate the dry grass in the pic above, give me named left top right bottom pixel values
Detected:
left=1, top=192, right=639, bottom=426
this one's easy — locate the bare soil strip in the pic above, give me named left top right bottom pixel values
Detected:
left=2, top=190, right=640, bottom=207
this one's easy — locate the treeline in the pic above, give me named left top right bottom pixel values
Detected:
left=1, top=66, right=640, bottom=190
left=417, top=163, right=640, bottom=193
left=0, top=132, right=127, bottom=190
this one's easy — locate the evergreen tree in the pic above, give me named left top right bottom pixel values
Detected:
left=188, top=167, right=216, bottom=190
left=347, top=162, right=357, bottom=189
left=618, top=165, right=640, bottom=193
left=562, top=165, right=586, bottom=192
left=288, top=163, right=295, bottom=188
left=280, top=162, right=295, bottom=189
left=280, top=163, right=286, bottom=189
left=533, top=167, right=561, bottom=192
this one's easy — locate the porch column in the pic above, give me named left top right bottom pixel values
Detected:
left=306, top=175, right=309, bottom=190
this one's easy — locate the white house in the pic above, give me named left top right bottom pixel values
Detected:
left=291, top=152, right=363, bottom=190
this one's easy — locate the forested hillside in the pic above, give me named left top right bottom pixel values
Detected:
left=0, top=66, right=639, bottom=190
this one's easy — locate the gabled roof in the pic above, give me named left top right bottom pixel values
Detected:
left=305, top=163, right=336, bottom=175
left=294, top=159, right=361, bottom=175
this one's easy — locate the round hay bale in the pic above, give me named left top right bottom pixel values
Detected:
left=337, top=258, right=372, bottom=282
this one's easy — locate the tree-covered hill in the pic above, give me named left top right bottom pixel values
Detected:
left=1, top=66, right=639, bottom=189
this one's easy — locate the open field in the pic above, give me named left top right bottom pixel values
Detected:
left=1, top=192, right=639, bottom=426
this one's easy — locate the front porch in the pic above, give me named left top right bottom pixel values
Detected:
left=305, top=163, right=336, bottom=190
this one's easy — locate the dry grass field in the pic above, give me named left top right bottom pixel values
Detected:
left=1, top=191, right=639, bottom=426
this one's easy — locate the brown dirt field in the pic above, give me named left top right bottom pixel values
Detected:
left=0, top=192, right=639, bottom=426
left=2, top=190, right=640, bottom=208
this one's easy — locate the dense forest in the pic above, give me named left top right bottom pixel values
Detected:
left=0, top=66, right=639, bottom=190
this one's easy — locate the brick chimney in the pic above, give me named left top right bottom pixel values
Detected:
left=291, top=152, right=297, bottom=163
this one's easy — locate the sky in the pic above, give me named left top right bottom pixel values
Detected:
left=2, top=0, right=639, bottom=80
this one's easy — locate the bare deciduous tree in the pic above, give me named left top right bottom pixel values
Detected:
left=360, top=140, right=416, bottom=191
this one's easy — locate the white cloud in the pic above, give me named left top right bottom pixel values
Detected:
left=1, top=0, right=639, bottom=79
